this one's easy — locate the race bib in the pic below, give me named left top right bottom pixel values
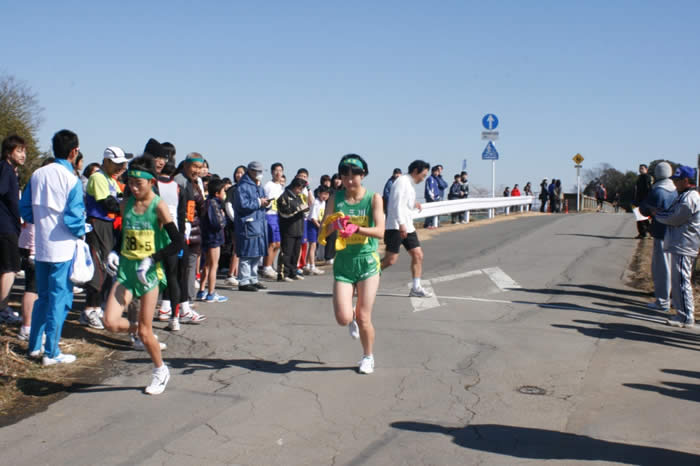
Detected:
left=122, top=228, right=156, bottom=260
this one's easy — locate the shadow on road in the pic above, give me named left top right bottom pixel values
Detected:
left=124, top=357, right=356, bottom=374
left=552, top=320, right=700, bottom=352
left=514, top=286, right=649, bottom=307
left=16, top=379, right=142, bottom=396
left=389, top=422, right=700, bottom=465
left=557, top=233, right=637, bottom=240
left=624, top=368, right=700, bottom=403
left=266, top=290, right=333, bottom=298
left=560, top=283, right=652, bottom=298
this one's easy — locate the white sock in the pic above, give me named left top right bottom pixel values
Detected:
left=181, top=301, right=191, bottom=313
left=161, top=300, right=171, bottom=312
left=412, top=278, right=421, bottom=289
left=21, top=325, right=30, bottom=334
left=154, top=364, right=167, bottom=373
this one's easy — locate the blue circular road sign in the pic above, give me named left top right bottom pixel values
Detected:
left=482, top=114, right=499, bottom=130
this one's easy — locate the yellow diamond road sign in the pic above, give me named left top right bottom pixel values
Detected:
left=573, top=153, right=584, bottom=164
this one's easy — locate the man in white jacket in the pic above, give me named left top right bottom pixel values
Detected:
left=381, top=160, right=433, bottom=297
left=19, top=129, right=86, bottom=365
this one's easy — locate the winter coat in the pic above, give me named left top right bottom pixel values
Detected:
left=425, top=175, right=441, bottom=201
left=448, top=182, right=463, bottom=200
left=277, top=188, right=308, bottom=237
left=654, top=188, right=700, bottom=257
left=639, top=178, right=677, bottom=239
left=233, top=173, right=268, bottom=257
left=174, top=173, right=204, bottom=250
left=201, top=197, right=226, bottom=248
left=634, top=173, right=653, bottom=205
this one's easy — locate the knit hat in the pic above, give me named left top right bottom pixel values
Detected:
left=654, top=162, right=672, bottom=180
left=144, top=138, right=169, bottom=159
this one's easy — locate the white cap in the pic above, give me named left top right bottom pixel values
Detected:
left=103, top=146, right=130, bottom=164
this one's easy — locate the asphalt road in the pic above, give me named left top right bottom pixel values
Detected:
left=2, top=212, right=699, bottom=465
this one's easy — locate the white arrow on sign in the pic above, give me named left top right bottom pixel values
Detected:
left=486, top=114, right=496, bottom=130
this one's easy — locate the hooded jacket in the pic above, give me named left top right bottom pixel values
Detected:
left=639, top=178, right=677, bottom=239
left=654, top=188, right=700, bottom=256
left=233, top=173, right=268, bottom=257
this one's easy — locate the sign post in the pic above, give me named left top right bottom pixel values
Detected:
left=482, top=139, right=499, bottom=218
left=572, top=153, right=584, bottom=212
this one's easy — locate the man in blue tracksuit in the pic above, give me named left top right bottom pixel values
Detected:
left=639, top=162, right=677, bottom=311
left=423, top=165, right=447, bottom=228
left=19, top=129, right=85, bottom=365
left=652, top=165, right=700, bottom=329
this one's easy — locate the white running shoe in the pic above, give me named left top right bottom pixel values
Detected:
left=86, top=309, right=104, bottom=329
left=180, top=309, right=206, bottom=324
left=17, top=327, right=30, bottom=341
left=348, top=319, right=360, bottom=340
left=311, top=267, right=325, bottom=275
left=131, top=334, right=167, bottom=351
left=225, top=276, right=239, bottom=286
left=261, top=268, right=277, bottom=279
left=72, top=287, right=84, bottom=294
left=646, top=301, right=670, bottom=312
left=409, top=287, right=433, bottom=298
left=166, top=317, right=181, bottom=332
left=42, top=353, right=76, bottom=366
left=329, top=259, right=334, bottom=265
left=145, top=365, right=170, bottom=395
left=157, top=308, right=171, bottom=321
left=358, top=355, right=374, bottom=374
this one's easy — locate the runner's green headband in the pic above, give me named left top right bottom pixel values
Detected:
left=128, top=169, right=154, bottom=180
left=187, top=157, right=204, bottom=163
left=341, top=158, right=364, bottom=169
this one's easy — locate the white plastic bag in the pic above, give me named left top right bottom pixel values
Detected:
left=70, top=239, right=95, bottom=284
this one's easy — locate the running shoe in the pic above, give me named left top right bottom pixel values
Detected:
left=666, top=316, right=696, bottom=329
left=409, top=287, right=433, bottom=298
left=131, top=334, right=167, bottom=351
left=166, top=317, right=181, bottom=332
left=0, top=307, right=22, bottom=324
left=180, top=309, right=207, bottom=323
left=72, top=286, right=84, bottom=294
left=329, top=259, right=334, bottom=265
left=157, top=308, right=172, bottom=321
left=195, top=290, right=207, bottom=301
left=646, top=301, right=670, bottom=312
left=292, top=274, right=304, bottom=280
left=206, top=292, right=228, bottom=303
left=303, top=265, right=312, bottom=275
left=260, top=268, right=277, bottom=279
left=42, top=353, right=77, bottom=366
left=29, top=349, right=43, bottom=359
left=253, top=282, right=267, bottom=290
left=17, top=327, right=30, bottom=341
left=238, top=284, right=259, bottom=292
left=86, top=309, right=105, bottom=329
left=145, top=365, right=170, bottom=395
left=311, top=267, right=325, bottom=275
left=358, top=355, right=375, bottom=374
left=225, top=276, right=239, bottom=286
left=348, top=319, right=360, bottom=340
left=282, top=276, right=294, bottom=282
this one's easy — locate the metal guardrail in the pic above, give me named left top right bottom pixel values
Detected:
left=413, top=196, right=535, bottom=220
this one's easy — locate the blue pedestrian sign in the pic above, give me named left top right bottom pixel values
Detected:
left=482, top=141, right=499, bottom=160
left=482, top=114, right=499, bottom=130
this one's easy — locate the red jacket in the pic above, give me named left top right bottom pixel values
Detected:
left=511, top=188, right=521, bottom=196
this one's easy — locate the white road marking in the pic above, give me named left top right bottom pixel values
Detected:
left=428, top=269, right=484, bottom=284
left=482, top=267, right=521, bottom=290
left=409, top=283, right=440, bottom=312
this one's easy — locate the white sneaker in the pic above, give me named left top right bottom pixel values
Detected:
left=166, top=317, right=181, bottom=332
left=348, top=319, right=360, bottom=340
left=17, top=327, right=30, bottom=341
left=329, top=259, right=334, bottom=265
left=311, top=267, right=324, bottom=275
left=666, top=317, right=696, bottom=329
left=145, top=365, right=170, bottom=395
left=42, top=353, right=76, bottom=366
left=261, top=268, right=277, bottom=279
left=180, top=309, right=206, bottom=324
left=83, top=309, right=104, bottom=329
left=72, top=287, right=84, bottom=294
left=409, top=287, right=433, bottom=298
left=358, top=355, right=374, bottom=374
left=282, top=276, right=294, bottom=282
left=303, top=265, right=312, bottom=275
left=225, top=276, right=239, bottom=286
left=131, top=334, right=167, bottom=351
left=157, top=308, right=172, bottom=321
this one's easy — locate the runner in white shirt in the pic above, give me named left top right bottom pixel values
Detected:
left=381, top=160, right=433, bottom=297
left=261, top=163, right=285, bottom=278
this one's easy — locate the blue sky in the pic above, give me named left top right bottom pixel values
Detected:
left=5, top=1, right=700, bottom=195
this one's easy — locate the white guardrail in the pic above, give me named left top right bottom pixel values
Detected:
left=413, top=196, right=535, bottom=221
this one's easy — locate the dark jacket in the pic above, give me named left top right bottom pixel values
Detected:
left=233, top=173, right=268, bottom=257
left=448, top=181, right=463, bottom=200
left=0, top=160, right=20, bottom=235
left=174, top=173, right=204, bottom=249
left=201, top=197, right=226, bottom=248
left=277, top=188, right=308, bottom=237
left=634, top=173, right=653, bottom=205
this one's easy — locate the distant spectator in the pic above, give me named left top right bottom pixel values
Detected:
left=639, top=162, right=676, bottom=312
left=613, top=192, right=621, bottom=213
left=653, top=165, right=700, bottom=329
left=503, top=187, right=510, bottom=197
left=511, top=184, right=521, bottom=196
left=382, top=168, right=402, bottom=213
left=634, top=164, right=653, bottom=238
left=424, top=165, right=441, bottom=229
left=539, top=179, right=549, bottom=212
left=277, top=177, right=309, bottom=281
left=596, top=182, right=607, bottom=212
left=554, top=180, right=563, bottom=213
left=198, top=178, right=228, bottom=302
left=448, top=174, right=465, bottom=223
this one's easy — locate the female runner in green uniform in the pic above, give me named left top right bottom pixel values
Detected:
left=322, top=154, right=385, bottom=374
left=103, top=156, right=184, bottom=395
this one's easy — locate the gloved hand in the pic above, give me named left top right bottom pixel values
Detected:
left=184, top=223, right=192, bottom=243
left=106, top=251, right=120, bottom=276
left=136, top=257, right=154, bottom=285
left=330, top=216, right=349, bottom=233
left=339, top=222, right=359, bottom=238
